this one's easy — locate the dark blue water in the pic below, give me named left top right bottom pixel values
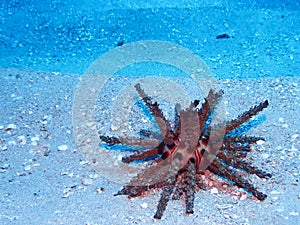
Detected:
left=1, top=0, right=299, bottom=78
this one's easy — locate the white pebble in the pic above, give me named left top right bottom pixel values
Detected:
left=113, top=160, right=119, bottom=166
left=89, top=174, right=99, bottom=179
left=79, top=161, right=89, bottom=165
left=7, top=124, right=17, bottom=130
left=117, top=154, right=123, bottom=161
left=111, top=125, right=118, bottom=131
left=1, top=163, right=10, bottom=169
left=31, top=136, right=39, bottom=142
left=24, top=165, right=32, bottom=171
left=278, top=117, right=284, bottom=123
left=289, top=212, right=299, bottom=216
left=270, top=190, right=282, bottom=195
left=141, top=203, right=148, bottom=209
left=68, top=173, right=74, bottom=177
left=58, top=145, right=68, bottom=151
left=240, top=194, right=248, bottom=200
left=256, top=140, right=265, bottom=145
left=62, top=192, right=70, bottom=198
left=291, top=134, right=299, bottom=139
left=17, top=136, right=27, bottom=145
left=141, top=118, right=148, bottom=123
left=8, top=141, right=16, bottom=146
left=291, top=145, right=297, bottom=151
left=0, top=125, right=3, bottom=130
left=210, top=187, right=219, bottom=194
left=275, top=207, right=284, bottom=212
left=224, top=214, right=230, bottom=219
left=16, top=171, right=26, bottom=176
left=82, top=177, right=93, bottom=186
left=86, top=122, right=94, bottom=127
left=41, top=120, right=48, bottom=125
left=231, top=214, right=239, bottom=219
left=261, top=153, right=270, bottom=159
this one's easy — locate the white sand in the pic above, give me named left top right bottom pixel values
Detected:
left=0, top=67, right=299, bottom=224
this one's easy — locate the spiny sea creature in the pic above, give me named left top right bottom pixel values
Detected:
left=100, top=83, right=271, bottom=219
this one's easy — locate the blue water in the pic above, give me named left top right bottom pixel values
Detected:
left=1, top=0, right=299, bottom=78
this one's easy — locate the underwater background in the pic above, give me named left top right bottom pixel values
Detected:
left=0, top=0, right=299, bottom=224
left=1, top=0, right=299, bottom=78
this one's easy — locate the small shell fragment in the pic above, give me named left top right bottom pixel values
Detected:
left=141, top=202, right=148, bottom=209
left=58, top=145, right=68, bottom=151
left=17, top=136, right=27, bottom=145
left=82, top=177, right=93, bottom=186
left=31, top=136, right=40, bottom=142
left=210, top=187, right=219, bottom=194
left=24, top=165, right=32, bottom=171
left=6, top=124, right=17, bottom=130
left=96, top=187, right=105, bottom=193
left=291, top=134, right=299, bottom=139
left=256, top=140, right=265, bottom=145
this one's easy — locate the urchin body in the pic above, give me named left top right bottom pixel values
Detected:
left=100, top=83, right=271, bottom=219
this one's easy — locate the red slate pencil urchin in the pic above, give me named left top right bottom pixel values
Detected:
left=100, top=83, right=271, bottom=219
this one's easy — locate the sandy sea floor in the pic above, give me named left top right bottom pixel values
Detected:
left=0, top=67, right=299, bottom=225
